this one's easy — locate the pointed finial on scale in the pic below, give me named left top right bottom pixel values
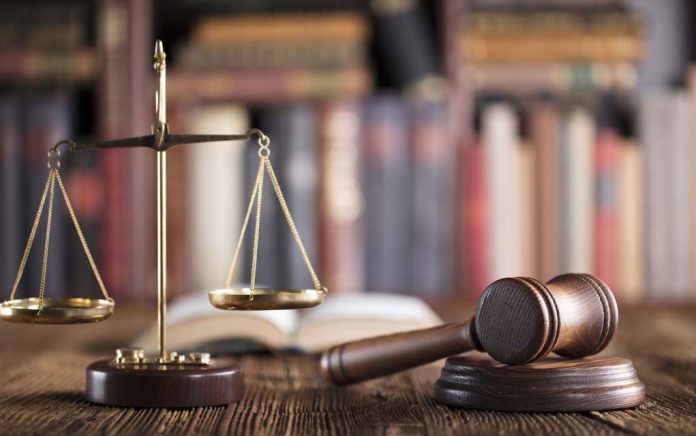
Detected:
left=154, top=40, right=166, bottom=72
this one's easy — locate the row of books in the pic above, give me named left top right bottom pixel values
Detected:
left=0, top=1, right=96, bottom=84
left=164, top=95, right=456, bottom=299
left=0, top=93, right=93, bottom=299
left=8, top=89, right=696, bottom=303
left=167, top=13, right=373, bottom=104
left=461, top=83, right=696, bottom=303
left=461, top=8, right=644, bottom=64
left=0, top=93, right=457, bottom=301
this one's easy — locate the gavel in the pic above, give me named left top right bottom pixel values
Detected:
left=321, top=273, right=618, bottom=385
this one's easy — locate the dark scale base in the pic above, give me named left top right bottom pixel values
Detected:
left=86, top=359, right=244, bottom=408
left=435, top=353, right=645, bottom=412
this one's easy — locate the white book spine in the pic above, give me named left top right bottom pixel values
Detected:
left=642, top=92, right=682, bottom=299
left=483, top=103, right=523, bottom=280
left=187, top=105, right=249, bottom=291
left=670, top=93, right=692, bottom=299
left=563, top=108, right=595, bottom=273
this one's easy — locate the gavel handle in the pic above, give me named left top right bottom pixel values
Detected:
left=320, top=319, right=479, bottom=385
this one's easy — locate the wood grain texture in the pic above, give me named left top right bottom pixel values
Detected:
left=0, top=303, right=693, bottom=435
left=435, top=353, right=644, bottom=412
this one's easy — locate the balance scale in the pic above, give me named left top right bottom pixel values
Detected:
left=0, top=41, right=327, bottom=408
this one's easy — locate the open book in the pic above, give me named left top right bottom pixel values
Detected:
left=133, top=291, right=442, bottom=353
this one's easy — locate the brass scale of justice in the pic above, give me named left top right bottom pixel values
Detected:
left=0, top=41, right=326, bottom=407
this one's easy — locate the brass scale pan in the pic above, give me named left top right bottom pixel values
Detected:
left=209, top=287, right=327, bottom=310
left=0, top=298, right=114, bottom=324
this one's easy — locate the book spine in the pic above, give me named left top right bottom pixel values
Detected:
left=167, top=68, right=372, bottom=104
left=463, top=34, right=643, bottom=63
left=318, top=99, right=365, bottom=293
left=370, top=0, right=441, bottom=88
left=669, top=93, right=692, bottom=300
left=641, top=91, right=693, bottom=300
left=364, top=95, right=411, bottom=293
left=519, top=139, right=538, bottom=278
left=561, top=107, right=595, bottom=274
left=467, top=10, right=642, bottom=37
left=530, top=101, right=561, bottom=280
left=178, top=41, right=367, bottom=70
left=271, top=104, right=319, bottom=290
left=482, top=102, right=523, bottom=280
left=0, top=97, right=21, bottom=291
left=165, top=102, right=190, bottom=299
left=187, top=105, right=249, bottom=292
left=690, top=67, right=696, bottom=301
left=642, top=93, right=672, bottom=299
left=471, top=63, right=638, bottom=93
left=97, top=0, right=133, bottom=300
left=193, top=13, right=369, bottom=44
left=239, top=109, right=283, bottom=290
left=0, top=48, right=96, bottom=84
left=593, top=126, right=620, bottom=293
left=617, top=139, right=644, bottom=303
left=0, top=2, right=87, bottom=50
left=22, top=96, right=72, bottom=298
left=127, top=0, right=154, bottom=301
left=410, top=100, right=454, bottom=296
left=459, top=138, right=488, bottom=298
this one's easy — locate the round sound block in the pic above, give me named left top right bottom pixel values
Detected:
left=86, top=358, right=243, bottom=408
left=434, top=353, right=645, bottom=412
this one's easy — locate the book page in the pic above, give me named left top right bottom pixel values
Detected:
left=132, top=290, right=300, bottom=351
left=295, top=292, right=442, bottom=352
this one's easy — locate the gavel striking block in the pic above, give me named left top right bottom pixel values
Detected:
left=321, top=273, right=618, bottom=385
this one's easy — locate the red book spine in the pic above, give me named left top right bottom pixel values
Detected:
left=459, top=138, right=488, bottom=299
left=594, top=130, right=620, bottom=292
left=318, top=99, right=365, bottom=293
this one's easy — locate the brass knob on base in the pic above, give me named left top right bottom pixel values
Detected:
left=321, top=273, right=618, bottom=385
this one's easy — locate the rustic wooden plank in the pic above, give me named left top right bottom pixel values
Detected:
left=0, top=304, right=693, bottom=435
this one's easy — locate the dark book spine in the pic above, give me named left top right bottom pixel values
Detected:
left=410, top=100, right=454, bottom=296
left=243, top=118, right=281, bottom=289
left=64, top=143, right=104, bottom=295
left=0, top=97, right=21, bottom=292
left=370, top=0, right=441, bottom=88
left=271, top=104, right=319, bottom=290
left=364, top=95, right=411, bottom=292
left=22, top=96, right=72, bottom=298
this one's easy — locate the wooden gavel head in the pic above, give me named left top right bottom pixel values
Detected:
left=321, top=273, right=618, bottom=385
left=473, top=273, right=618, bottom=364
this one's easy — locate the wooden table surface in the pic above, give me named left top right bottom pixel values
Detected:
left=0, top=304, right=694, bottom=435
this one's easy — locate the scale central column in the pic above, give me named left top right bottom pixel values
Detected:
left=156, top=150, right=167, bottom=360
left=154, top=41, right=168, bottom=361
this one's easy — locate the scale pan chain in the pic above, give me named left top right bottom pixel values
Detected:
left=212, top=132, right=327, bottom=311
left=0, top=141, right=114, bottom=324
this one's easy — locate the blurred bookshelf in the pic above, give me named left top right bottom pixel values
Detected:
left=1, top=0, right=695, bottom=304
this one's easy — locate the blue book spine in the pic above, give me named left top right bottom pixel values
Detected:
left=272, top=104, right=319, bottom=290
left=0, top=97, right=21, bottom=295
left=364, top=95, right=411, bottom=293
left=410, top=100, right=454, bottom=296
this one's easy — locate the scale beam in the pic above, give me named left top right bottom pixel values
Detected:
left=69, top=132, right=254, bottom=152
